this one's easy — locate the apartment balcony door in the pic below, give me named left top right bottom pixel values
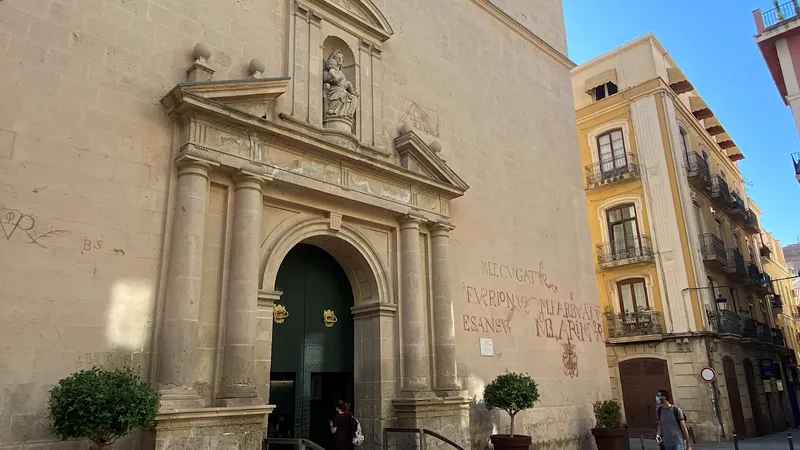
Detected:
left=598, top=129, right=627, bottom=177
left=608, top=204, right=641, bottom=260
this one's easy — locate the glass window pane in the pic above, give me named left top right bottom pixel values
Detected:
left=634, top=282, right=647, bottom=309
left=620, top=284, right=634, bottom=313
left=608, top=209, right=621, bottom=223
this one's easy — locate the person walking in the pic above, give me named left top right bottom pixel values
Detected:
left=655, top=389, right=692, bottom=450
left=329, top=402, right=354, bottom=450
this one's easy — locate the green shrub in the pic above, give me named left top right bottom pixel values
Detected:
left=483, top=372, right=540, bottom=437
left=48, top=367, right=161, bottom=448
left=593, top=400, right=623, bottom=429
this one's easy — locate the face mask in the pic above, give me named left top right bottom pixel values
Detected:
left=655, top=395, right=662, bottom=404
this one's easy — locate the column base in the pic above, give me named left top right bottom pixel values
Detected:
left=392, top=396, right=470, bottom=449
left=216, top=384, right=260, bottom=406
left=159, top=386, right=205, bottom=410
left=434, top=388, right=468, bottom=398
left=155, top=404, right=274, bottom=450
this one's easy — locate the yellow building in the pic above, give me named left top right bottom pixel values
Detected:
left=572, top=34, right=795, bottom=442
left=759, top=230, right=800, bottom=369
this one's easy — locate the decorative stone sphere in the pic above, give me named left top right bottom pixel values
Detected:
left=399, top=123, right=412, bottom=135
left=249, top=58, right=266, bottom=76
left=193, top=42, right=212, bottom=61
left=429, top=140, right=442, bottom=153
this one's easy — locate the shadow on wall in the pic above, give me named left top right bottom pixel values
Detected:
left=459, top=363, right=496, bottom=450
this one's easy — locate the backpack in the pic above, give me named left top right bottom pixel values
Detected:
left=657, top=406, right=686, bottom=423
left=350, top=415, right=364, bottom=446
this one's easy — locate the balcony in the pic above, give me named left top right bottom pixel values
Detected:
left=762, top=2, right=800, bottom=29
left=771, top=293, right=783, bottom=309
left=782, top=351, right=797, bottom=367
left=596, top=236, right=654, bottom=269
left=685, top=151, right=711, bottom=189
left=761, top=274, right=776, bottom=297
left=700, top=233, right=728, bottom=269
left=757, top=322, right=775, bottom=344
left=606, top=310, right=663, bottom=341
left=744, top=210, right=760, bottom=234
left=793, top=152, right=800, bottom=185
left=725, top=249, right=747, bottom=280
left=710, top=176, right=732, bottom=208
left=585, top=153, right=639, bottom=190
left=729, top=191, right=747, bottom=222
left=709, top=309, right=743, bottom=335
left=742, top=317, right=759, bottom=340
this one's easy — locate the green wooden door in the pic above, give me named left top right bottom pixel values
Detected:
left=270, top=244, right=354, bottom=440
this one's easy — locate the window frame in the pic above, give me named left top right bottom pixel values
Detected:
left=616, top=277, right=650, bottom=314
left=596, top=128, right=628, bottom=176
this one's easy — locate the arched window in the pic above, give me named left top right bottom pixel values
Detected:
left=597, top=129, right=627, bottom=175
left=679, top=128, right=690, bottom=155
left=617, top=278, right=649, bottom=313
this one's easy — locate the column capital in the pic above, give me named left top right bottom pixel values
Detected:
left=398, top=214, right=425, bottom=229
left=233, top=169, right=272, bottom=191
left=429, top=222, right=455, bottom=236
left=175, top=154, right=217, bottom=177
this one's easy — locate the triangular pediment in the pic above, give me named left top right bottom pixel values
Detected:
left=394, top=130, right=469, bottom=193
left=304, top=0, right=393, bottom=42
left=161, top=77, right=290, bottom=120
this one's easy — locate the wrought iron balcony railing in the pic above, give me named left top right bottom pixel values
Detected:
left=606, top=310, right=663, bottom=339
left=708, top=309, right=742, bottom=335
left=742, top=317, right=759, bottom=340
left=757, top=322, right=775, bottom=344
left=747, top=262, right=763, bottom=282
left=730, top=191, right=747, bottom=221
left=744, top=209, right=759, bottom=233
left=596, top=235, right=654, bottom=267
left=710, top=175, right=732, bottom=207
left=725, top=249, right=747, bottom=279
left=794, top=152, right=800, bottom=185
left=585, top=153, right=639, bottom=189
left=773, top=328, right=786, bottom=347
left=763, top=1, right=800, bottom=28
left=685, top=151, right=711, bottom=188
left=700, top=233, right=727, bottom=267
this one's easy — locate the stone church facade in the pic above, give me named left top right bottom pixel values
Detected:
left=0, top=1, right=610, bottom=449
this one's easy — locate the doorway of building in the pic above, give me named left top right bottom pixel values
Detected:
left=268, top=243, right=355, bottom=444
left=619, top=358, right=672, bottom=438
left=723, top=357, right=748, bottom=437
left=743, top=359, right=764, bottom=437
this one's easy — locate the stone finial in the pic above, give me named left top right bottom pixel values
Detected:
left=428, top=140, right=442, bottom=154
left=193, top=42, right=212, bottom=63
left=399, top=123, right=412, bottom=135
left=187, top=42, right=214, bottom=82
left=249, top=58, right=265, bottom=78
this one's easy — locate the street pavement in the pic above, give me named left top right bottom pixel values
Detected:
left=629, top=431, right=799, bottom=450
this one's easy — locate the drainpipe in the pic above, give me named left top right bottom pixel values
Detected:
left=704, top=335, right=726, bottom=441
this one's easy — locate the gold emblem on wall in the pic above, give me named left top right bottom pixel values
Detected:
left=274, top=304, right=289, bottom=324
left=323, top=309, right=338, bottom=328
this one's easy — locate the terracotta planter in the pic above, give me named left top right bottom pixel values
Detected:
left=490, top=434, right=532, bottom=450
left=591, top=428, right=626, bottom=450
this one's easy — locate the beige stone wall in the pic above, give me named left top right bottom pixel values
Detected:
left=0, top=0, right=608, bottom=448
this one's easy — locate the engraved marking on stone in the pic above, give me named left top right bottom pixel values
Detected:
left=274, top=304, right=289, bottom=324
left=0, top=208, right=70, bottom=248
left=399, top=98, right=439, bottom=137
left=562, top=339, right=579, bottom=378
left=323, top=309, right=338, bottom=327
left=83, top=239, right=103, bottom=251
left=328, top=212, right=342, bottom=231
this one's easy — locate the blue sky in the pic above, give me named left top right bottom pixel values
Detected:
left=563, top=0, right=800, bottom=247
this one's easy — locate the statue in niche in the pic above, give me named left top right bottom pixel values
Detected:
left=323, top=49, right=359, bottom=130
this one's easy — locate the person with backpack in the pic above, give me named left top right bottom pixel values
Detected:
left=329, top=402, right=364, bottom=450
left=655, top=389, right=691, bottom=450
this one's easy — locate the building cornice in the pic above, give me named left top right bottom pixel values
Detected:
left=575, top=79, right=744, bottom=183
left=470, top=0, right=575, bottom=69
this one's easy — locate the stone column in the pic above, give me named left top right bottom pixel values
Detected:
left=430, top=223, right=461, bottom=395
left=218, top=172, right=268, bottom=404
left=399, top=215, right=431, bottom=394
left=159, top=156, right=214, bottom=409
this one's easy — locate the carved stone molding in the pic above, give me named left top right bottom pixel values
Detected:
left=298, top=0, right=393, bottom=43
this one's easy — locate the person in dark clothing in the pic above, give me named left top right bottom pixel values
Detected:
left=329, top=402, right=354, bottom=450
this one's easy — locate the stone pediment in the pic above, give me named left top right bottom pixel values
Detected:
left=300, top=0, right=393, bottom=42
left=394, top=129, right=469, bottom=192
left=161, top=77, right=290, bottom=121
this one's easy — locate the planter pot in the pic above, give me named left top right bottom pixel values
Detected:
left=591, top=428, right=626, bottom=450
left=490, top=434, right=532, bottom=450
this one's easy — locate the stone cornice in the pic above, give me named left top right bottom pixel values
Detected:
left=470, top=0, right=574, bottom=69
left=297, top=0, right=393, bottom=44
left=168, top=91, right=468, bottom=199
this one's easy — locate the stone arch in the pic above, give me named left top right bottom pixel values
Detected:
left=260, top=215, right=392, bottom=306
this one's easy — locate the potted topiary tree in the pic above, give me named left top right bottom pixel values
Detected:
left=48, top=367, right=161, bottom=449
left=591, top=400, right=626, bottom=450
left=483, top=372, right=540, bottom=450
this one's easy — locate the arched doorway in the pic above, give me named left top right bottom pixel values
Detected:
left=618, top=358, right=672, bottom=438
left=269, top=243, right=355, bottom=446
left=743, top=359, right=763, bottom=437
left=723, top=357, right=747, bottom=437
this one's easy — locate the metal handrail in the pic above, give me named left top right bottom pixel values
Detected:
left=383, top=428, right=466, bottom=450
left=700, top=233, right=726, bottom=263
left=685, top=151, right=710, bottom=183
left=596, top=235, right=654, bottom=265
left=584, top=152, right=639, bottom=187
left=264, top=438, right=327, bottom=450
left=763, top=1, right=800, bottom=28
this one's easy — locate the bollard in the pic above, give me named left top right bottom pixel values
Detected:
left=733, top=430, right=739, bottom=450
left=789, top=431, right=795, bottom=450
left=640, top=432, right=644, bottom=450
